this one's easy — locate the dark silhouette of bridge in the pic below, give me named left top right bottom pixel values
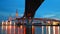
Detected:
left=15, top=0, right=44, bottom=34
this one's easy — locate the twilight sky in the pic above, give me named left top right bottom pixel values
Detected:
left=0, top=0, right=60, bottom=21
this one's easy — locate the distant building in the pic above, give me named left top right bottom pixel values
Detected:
left=16, top=9, right=18, bottom=18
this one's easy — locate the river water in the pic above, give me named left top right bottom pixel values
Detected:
left=0, top=25, right=59, bottom=34
left=0, top=25, right=47, bottom=34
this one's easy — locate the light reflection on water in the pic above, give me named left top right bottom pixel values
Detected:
left=1, top=25, right=25, bottom=34
left=0, top=25, right=43, bottom=34
left=0, top=25, right=60, bottom=34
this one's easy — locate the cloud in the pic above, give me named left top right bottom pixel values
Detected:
left=20, top=14, right=24, bottom=17
left=43, top=14, right=55, bottom=18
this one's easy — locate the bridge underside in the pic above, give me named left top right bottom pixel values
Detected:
left=23, top=0, right=44, bottom=18
left=22, top=0, right=44, bottom=34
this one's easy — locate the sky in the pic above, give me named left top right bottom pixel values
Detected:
left=0, top=0, right=60, bottom=21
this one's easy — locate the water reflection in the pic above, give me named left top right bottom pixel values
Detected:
left=1, top=25, right=24, bottom=34
left=1, top=25, right=41, bottom=34
left=0, top=25, right=60, bottom=34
